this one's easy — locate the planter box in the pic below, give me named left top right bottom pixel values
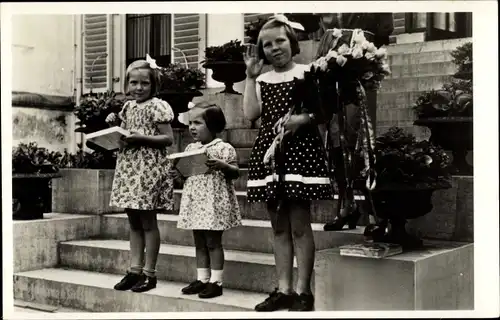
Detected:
left=13, top=173, right=61, bottom=220
left=52, top=168, right=122, bottom=215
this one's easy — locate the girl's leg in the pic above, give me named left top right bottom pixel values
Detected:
left=182, top=230, right=210, bottom=295
left=127, top=210, right=146, bottom=272
left=269, top=203, right=294, bottom=294
left=289, top=200, right=315, bottom=311
left=113, top=209, right=145, bottom=291
left=205, top=230, right=224, bottom=281
left=198, top=230, right=224, bottom=299
left=254, top=202, right=296, bottom=311
left=193, top=230, right=210, bottom=282
left=140, top=211, right=161, bottom=277
left=131, top=210, right=160, bottom=292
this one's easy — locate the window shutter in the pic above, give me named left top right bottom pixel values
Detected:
left=83, top=14, right=111, bottom=93
left=172, top=14, right=200, bottom=69
left=243, top=13, right=273, bottom=43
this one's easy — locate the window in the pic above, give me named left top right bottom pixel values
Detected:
left=126, top=14, right=172, bottom=67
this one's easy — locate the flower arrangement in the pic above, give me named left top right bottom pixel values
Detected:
left=413, top=42, right=473, bottom=119
left=158, top=63, right=205, bottom=93
left=74, top=91, right=128, bottom=133
left=202, top=40, right=245, bottom=64
left=373, top=127, right=452, bottom=189
left=309, top=28, right=391, bottom=92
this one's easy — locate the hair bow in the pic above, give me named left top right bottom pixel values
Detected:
left=177, top=101, right=196, bottom=126
left=270, top=14, right=305, bottom=31
left=146, top=53, right=160, bottom=70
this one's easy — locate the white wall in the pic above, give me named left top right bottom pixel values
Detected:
left=12, top=14, right=76, bottom=96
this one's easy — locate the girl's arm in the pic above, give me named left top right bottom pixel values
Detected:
left=243, top=78, right=262, bottom=121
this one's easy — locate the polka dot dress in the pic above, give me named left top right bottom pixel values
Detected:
left=247, top=65, right=333, bottom=203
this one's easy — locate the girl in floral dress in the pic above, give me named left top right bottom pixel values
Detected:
left=171, top=101, right=241, bottom=299
left=243, top=15, right=333, bottom=312
left=106, top=59, right=175, bottom=293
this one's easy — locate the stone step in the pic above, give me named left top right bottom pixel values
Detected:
left=234, top=167, right=248, bottom=190
left=387, top=50, right=454, bottom=66
left=14, top=300, right=84, bottom=313
left=172, top=189, right=367, bottom=224
left=386, top=37, right=472, bottom=55
left=59, top=239, right=295, bottom=293
left=377, top=91, right=429, bottom=110
left=380, top=75, right=451, bottom=94
left=236, top=147, right=252, bottom=167
left=14, top=268, right=267, bottom=312
left=101, top=213, right=365, bottom=254
left=387, top=62, right=458, bottom=79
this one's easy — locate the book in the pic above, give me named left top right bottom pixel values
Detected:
left=167, top=148, right=210, bottom=177
left=84, top=126, right=130, bottom=151
left=339, top=242, right=403, bottom=259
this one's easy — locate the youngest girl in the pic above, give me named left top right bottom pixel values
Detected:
left=170, top=101, right=242, bottom=298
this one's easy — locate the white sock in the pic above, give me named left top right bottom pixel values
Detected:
left=197, top=268, right=210, bottom=283
left=210, top=269, right=223, bottom=286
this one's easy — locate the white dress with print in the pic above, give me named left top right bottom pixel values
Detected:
left=177, top=139, right=242, bottom=230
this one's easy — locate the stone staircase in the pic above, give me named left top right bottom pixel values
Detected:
left=378, top=37, right=473, bottom=139
left=13, top=37, right=474, bottom=313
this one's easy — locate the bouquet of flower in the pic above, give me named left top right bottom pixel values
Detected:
left=309, top=28, right=391, bottom=93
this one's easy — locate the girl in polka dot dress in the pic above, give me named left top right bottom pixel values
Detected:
left=243, top=15, right=333, bottom=312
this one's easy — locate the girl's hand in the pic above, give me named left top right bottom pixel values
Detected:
left=244, top=53, right=264, bottom=79
left=169, top=167, right=184, bottom=181
left=123, top=131, right=144, bottom=145
left=105, top=113, right=118, bottom=125
left=284, top=114, right=311, bottom=136
left=205, top=158, right=228, bottom=172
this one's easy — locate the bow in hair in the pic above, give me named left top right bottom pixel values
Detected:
left=177, top=101, right=196, bottom=126
left=270, top=14, right=305, bottom=31
left=146, top=53, right=160, bottom=70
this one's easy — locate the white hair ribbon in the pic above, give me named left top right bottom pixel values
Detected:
left=270, top=14, right=305, bottom=31
left=146, top=53, right=160, bottom=69
left=177, top=101, right=196, bottom=126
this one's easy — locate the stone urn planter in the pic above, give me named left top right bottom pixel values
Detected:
left=364, top=181, right=451, bottom=249
left=13, top=172, right=61, bottom=220
left=203, top=61, right=247, bottom=95
left=414, top=117, right=473, bottom=175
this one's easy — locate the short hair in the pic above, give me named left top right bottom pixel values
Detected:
left=124, top=59, right=161, bottom=98
left=257, top=19, right=301, bottom=65
left=191, top=102, right=226, bottom=134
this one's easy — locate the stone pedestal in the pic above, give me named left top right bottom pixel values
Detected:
left=52, top=169, right=122, bottom=215
left=314, top=241, right=473, bottom=310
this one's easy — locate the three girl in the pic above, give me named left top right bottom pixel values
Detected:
left=172, top=102, right=242, bottom=299
left=106, top=59, right=175, bottom=293
left=243, top=16, right=333, bottom=311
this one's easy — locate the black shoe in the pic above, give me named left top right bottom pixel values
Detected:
left=182, top=280, right=208, bottom=295
left=254, top=288, right=297, bottom=312
left=289, top=293, right=315, bottom=311
left=131, top=275, right=157, bottom=293
left=324, top=205, right=361, bottom=231
left=113, top=272, right=142, bottom=291
left=198, top=282, right=223, bottom=299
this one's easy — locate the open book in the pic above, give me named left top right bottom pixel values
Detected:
left=85, top=126, right=130, bottom=151
left=339, top=242, right=403, bottom=259
left=167, top=148, right=209, bottom=177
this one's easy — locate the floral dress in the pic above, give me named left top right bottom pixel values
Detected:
left=247, top=64, right=333, bottom=203
left=109, top=97, right=174, bottom=211
left=177, top=138, right=242, bottom=230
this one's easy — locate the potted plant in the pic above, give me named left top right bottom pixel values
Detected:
left=157, top=62, right=204, bottom=127
left=201, top=40, right=246, bottom=94
left=74, top=91, right=128, bottom=134
left=361, top=127, right=453, bottom=249
left=12, top=142, right=62, bottom=220
left=413, top=42, right=473, bottom=175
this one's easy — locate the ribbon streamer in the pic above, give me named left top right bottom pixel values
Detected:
left=270, top=14, right=305, bottom=31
